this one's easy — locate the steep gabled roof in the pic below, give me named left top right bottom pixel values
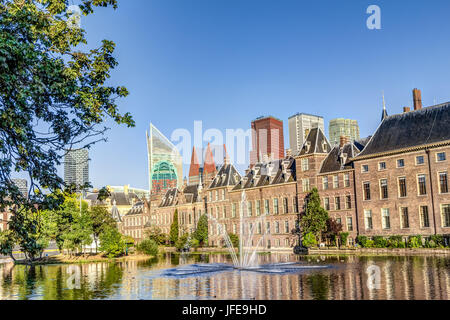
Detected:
left=357, top=102, right=450, bottom=158
left=203, top=143, right=216, bottom=175
left=188, top=147, right=200, bottom=178
left=208, top=163, right=241, bottom=189
left=125, top=201, right=146, bottom=216
left=232, top=157, right=296, bottom=191
left=297, top=127, right=331, bottom=156
left=320, top=142, right=360, bottom=174
left=182, top=184, right=201, bottom=203
left=160, top=188, right=179, bottom=207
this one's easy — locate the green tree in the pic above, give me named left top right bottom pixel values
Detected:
left=89, top=205, right=116, bottom=253
left=300, top=188, right=329, bottom=243
left=169, top=210, right=179, bottom=245
left=302, top=232, right=318, bottom=248
left=340, top=232, right=349, bottom=247
left=0, top=230, right=17, bottom=261
left=193, top=214, right=208, bottom=247
left=144, top=226, right=168, bottom=245
left=228, top=233, right=239, bottom=248
left=136, top=239, right=159, bottom=256
left=99, top=226, right=125, bottom=258
left=0, top=0, right=133, bottom=262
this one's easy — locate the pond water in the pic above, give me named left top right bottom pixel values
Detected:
left=0, top=253, right=449, bottom=300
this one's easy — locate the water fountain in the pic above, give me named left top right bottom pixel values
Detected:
left=162, top=191, right=331, bottom=277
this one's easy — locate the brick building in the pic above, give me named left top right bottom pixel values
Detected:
left=250, top=116, right=285, bottom=166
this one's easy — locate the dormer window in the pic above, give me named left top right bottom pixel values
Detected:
left=305, top=142, right=311, bottom=153
left=322, top=141, right=328, bottom=152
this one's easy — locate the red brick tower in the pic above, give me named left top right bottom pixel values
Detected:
left=250, top=116, right=285, bottom=166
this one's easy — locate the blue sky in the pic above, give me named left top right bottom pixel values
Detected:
left=69, top=0, right=450, bottom=190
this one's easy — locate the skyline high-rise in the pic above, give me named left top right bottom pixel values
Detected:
left=64, top=149, right=89, bottom=190
left=328, top=118, right=360, bottom=146
left=288, top=113, right=325, bottom=155
left=250, top=116, right=285, bottom=166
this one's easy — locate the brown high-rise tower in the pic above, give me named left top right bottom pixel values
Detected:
left=250, top=116, right=285, bottom=166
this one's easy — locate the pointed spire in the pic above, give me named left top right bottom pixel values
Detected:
left=381, top=91, right=388, bottom=121
left=188, top=147, right=200, bottom=178
left=223, top=144, right=230, bottom=165
left=203, top=143, right=216, bottom=176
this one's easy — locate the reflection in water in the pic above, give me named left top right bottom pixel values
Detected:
left=0, top=254, right=449, bottom=300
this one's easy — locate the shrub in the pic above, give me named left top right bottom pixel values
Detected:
left=397, top=241, right=406, bottom=248
left=228, top=233, right=239, bottom=248
left=408, top=235, right=423, bottom=248
left=99, top=227, right=126, bottom=258
left=373, top=236, right=388, bottom=248
left=387, top=236, right=403, bottom=248
left=175, top=233, right=190, bottom=252
left=430, top=235, right=445, bottom=248
left=356, top=235, right=368, bottom=247
left=136, top=239, right=159, bottom=256
left=364, top=240, right=375, bottom=248
left=190, top=238, right=200, bottom=249
left=340, top=232, right=349, bottom=247
left=302, top=232, right=317, bottom=248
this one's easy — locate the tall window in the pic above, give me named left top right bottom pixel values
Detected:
left=209, top=192, right=212, bottom=202
left=324, top=198, right=330, bottom=211
left=301, top=158, right=309, bottom=171
left=283, top=197, right=289, bottom=214
left=232, top=203, right=236, bottom=218
left=323, top=177, right=329, bottom=190
left=222, top=189, right=225, bottom=200
left=285, top=221, right=290, bottom=233
left=275, top=222, right=280, bottom=234
left=363, top=182, right=371, bottom=200
left=247, top=201, right=253, bottom=217
left=223, top=206, right=226, bottom=219
left=335, top=197, right=341, bottom=211
left=293, top=197, right=298, bottom=213
left=397, top=159, right=405, bottom=168
left=420, top=206, right=430, bottom=228
left=439, top=172, right=448, bottom=193
left=380, top=179, right=388, bottom=199
left=215, top=190, right=219, bottom=201
left=333, top=175, right=339, bottom=188
left=347, top=217, right=353, bottom=231
left=418, top=175, right=427, bottom=195
left=379, top=162, right=387, bottom=170
left=442, top=204, right=450, bottom=228
left=302, top=178, right=310, bottom=192
left=364, top=210, right=373, bottom=230
left=264, top=199, right=270, bottom=215
left=398, top=177, right=407, bottom=198
left=401, top=207, right=409, bottom=228
left=273, top=198, right=279, bottom=214
left=266, top=222, right=271, bottom=234
left=346, top=195, right=352, bottom=209
left=256, top=200, right=261, bottom=216
left=382, top=208, right=391, bottom=229
left=344, top=173, right=350, bottom=187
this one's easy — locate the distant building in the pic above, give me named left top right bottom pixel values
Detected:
left=250, top=116, right=285, bottom=166
left=64, top=149, right=89, bottom=190
left=146, top=123, right=183, bottom=196
left=107, top=185, right=150, bottom=201
left=12, top=179, right=28, bottom=198
left=288, top=113, right=324, bottom=155
left=328, top=118, right=360, bottom=146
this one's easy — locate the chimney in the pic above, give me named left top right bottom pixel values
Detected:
left=413, top=88, right=422, bottom=110
left=340, top=136, right=348, bottom=148
left=403, top=107, right=411, bottom=113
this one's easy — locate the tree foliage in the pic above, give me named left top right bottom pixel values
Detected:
left=136, top=239, right=158, bottom=256
left=99, top=225, right=125, bottom=258
left=0, top=0, right=133, bottom=261
left=300, top=188, right=329, bottom=243
left=169, top=209, right=179, bottom=245
left=144, top=226, right=168, bottom=246
left=0, top=229, right=17, bottom=261
left=193, top=214, right=208, bottom=247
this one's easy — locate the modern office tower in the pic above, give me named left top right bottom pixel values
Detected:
left=288, top=113, right=325, bottom=155
left=146, top=123, right=183, bottom=196
left=250, top=116, right=285, bottom=166
left=12, top=179, right=28, bottom=197
left=64, top=149, right=89, bottom=190
left=328, top=118, right=360, bottom=146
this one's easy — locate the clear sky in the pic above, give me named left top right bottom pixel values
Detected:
left=67, top=0, right=450, bottom=190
